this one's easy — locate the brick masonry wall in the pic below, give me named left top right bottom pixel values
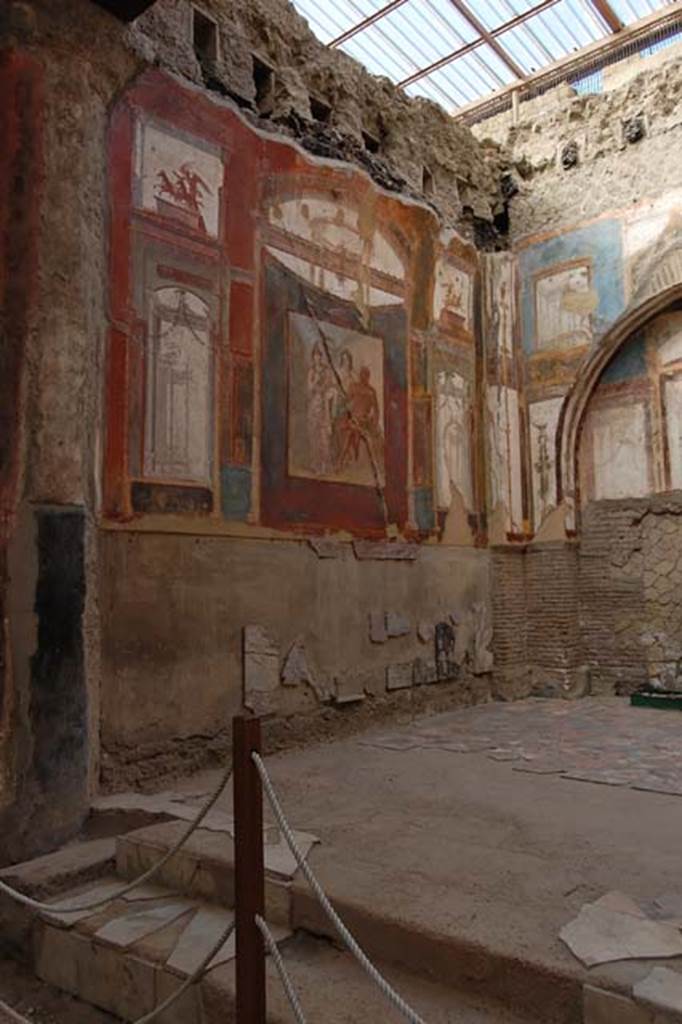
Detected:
left=526, top=543, right=581, bottom=693
left=491, top=547, right=527, bottom=680
left=492, top=542, right=583, bottom=698
left=579, top=499, right=647, bottom=696
left=493, top=497, right=682, bottom=700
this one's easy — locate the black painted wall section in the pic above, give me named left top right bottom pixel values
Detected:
left=0, top=507, right=89, bottom=865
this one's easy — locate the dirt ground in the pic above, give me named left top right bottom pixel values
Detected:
left=0, top=958, right=117, bottom=1024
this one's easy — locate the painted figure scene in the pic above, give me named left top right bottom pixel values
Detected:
left=288, top=313, right=386, bottom=487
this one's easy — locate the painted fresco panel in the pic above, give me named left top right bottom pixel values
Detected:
left=535, top=263, right=594, bottom=351
left=649, top=311, right=682, bottom=366
left=588, top=403, right=650, bottom=500
left=267, top=198, right=405, bottom=280
left=134, top=119, right=223, bottom=238
left=518, top=219, right=625, bottom=354
left=487, top=384, right=523, bottom=532
left=265, top=248, right=401, bottom=307
left=485, top=254, right=514, bottom=358
left=665, top=375, right=682, bottom=490
left=623, top=190, right=682, bottom=298
left=529, top=397, right=563, bottom=529
left=434, top=259, right=473, bottom=333
left=288, top=312, right=385, bottom=487
left=261, top=257, right=408, bottom=533
left=435, top=369, right=473, bottom=511
left=143, top=287, right=213, bottom=483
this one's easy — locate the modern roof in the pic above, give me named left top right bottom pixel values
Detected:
left=289, top=0, right=681, bottom=115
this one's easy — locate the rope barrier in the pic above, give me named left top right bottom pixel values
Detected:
left=252, top=752, right=428, bottom=1024
left=132, top=918, right=235, bottom=1024
left=255, top=914, right=307, bottom=1024
left=0, top=764, right=233, bottom=915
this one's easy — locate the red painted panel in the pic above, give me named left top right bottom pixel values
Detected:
left=229, top=281, right=254, bottom=355
left=105, top=68, right=425, bottom=536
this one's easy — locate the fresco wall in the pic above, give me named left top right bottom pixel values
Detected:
left=101, top=69, right=493, bottom=779
left=488, top=189, right=682, bottom=699
left=503, top=191, right=682, bottom=539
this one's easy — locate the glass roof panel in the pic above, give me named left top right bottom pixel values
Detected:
left=290, top=0, right=674, bottom=112
left=609, top=0, right=666, bottom=22
left=291, top=0, right=393, bottom=44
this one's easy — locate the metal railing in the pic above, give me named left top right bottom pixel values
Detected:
left=236, top=715, right=427, bottom=1024
left=0, top=714, right=429, bottom=1023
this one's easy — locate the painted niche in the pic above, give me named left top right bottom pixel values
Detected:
left=579, top=309, right=682, bottom=502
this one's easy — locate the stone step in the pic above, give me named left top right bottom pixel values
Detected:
left=119, top=821, right=581, bottom=1023
left=31, top=877, right=535, bottom=1023
left=115, top=821, right=294, bottom=928
left=0, top=838, right=116, bottom=957
left=584, top=966, right=682, bottom=1024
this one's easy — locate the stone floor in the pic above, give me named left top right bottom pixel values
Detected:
left=183, top=695, right=682, bottom=1019
left=7, top=695, right=682, bottom=1022
left=359, top=696, right=682, bottom=795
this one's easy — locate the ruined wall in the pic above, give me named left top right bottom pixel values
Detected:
left=127, top=0, right=506, bottom=236
left=0, top=0, right=507, bottom=852
left=480, top=51, right=682, bottom=699
left=100, top=66, right=495, bottom=784
left=475, top=48, right=682, bottom=242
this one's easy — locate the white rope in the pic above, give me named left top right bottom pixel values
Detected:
left=133, top=918, right=235, bottom=1024
left=252, top=753, right=428, bottom=1024
left=0, top=764, right=233, bottom=914
left=256, top=914, right=307, bottom=1024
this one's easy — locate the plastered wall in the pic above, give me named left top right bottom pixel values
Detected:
left=0, top=0, right=504, bottom=855
left=482, top=48, right=682, bottom=698
left=4, top=0, right=682, bottom=861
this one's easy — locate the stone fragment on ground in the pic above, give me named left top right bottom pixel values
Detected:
left=561, top=892, right=682, bottom=967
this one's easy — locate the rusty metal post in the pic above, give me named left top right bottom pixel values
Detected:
left=233, top=715, right=266, bottom=1024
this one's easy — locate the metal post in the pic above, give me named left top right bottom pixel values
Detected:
left=233, top=715, right=266, bottom=1024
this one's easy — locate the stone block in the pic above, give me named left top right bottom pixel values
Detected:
left=333, top=675, right=365, bottom=704
left=243, top=625, right=279, bottom=713
left=353, top=541, right=418, bottom=560
left=385, top=612, right=410, bottom=638
left=417, top=621, right=434, bottom=644
left=281, top=638, right=314, bottom=687
left=634, top=967, right=682, bottom=1017
left=34, top=923, right=82, bottom=996
left=413, top=657, right=438, bottom=686
left=82, top=942, right=156, bottom=1019
left=154, top=969, right=203, bottom=1024
left=369, top=611, right=387, bottom=644
left=307, top=538, right=343, bottom=559
left=584, top=985, right=651, bottom=1024
left=386, top=662, right=413, bottom=691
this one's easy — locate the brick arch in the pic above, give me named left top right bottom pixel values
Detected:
left=556, top=259, right=682, bottom=534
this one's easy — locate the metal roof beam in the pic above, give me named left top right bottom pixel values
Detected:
left=455, top=1, right=682, bottom=120
left=588, top=0, right=625, bottom=33
left=328, top=0, right=410, bottom=48
left=445, top=0, right=526, bottom=78
left=398, top=0, right=562, bottom=88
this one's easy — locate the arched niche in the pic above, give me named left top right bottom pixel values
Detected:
left=557, top=272, right=682, bottom=533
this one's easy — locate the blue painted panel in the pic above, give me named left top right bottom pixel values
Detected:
left=221, top=466, right=251, bottom=520
left=414, top=487, right=435, bottom=532
left=600, top=330, right=647, bottom=384
left=519, top=219, right=625, bottom=354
